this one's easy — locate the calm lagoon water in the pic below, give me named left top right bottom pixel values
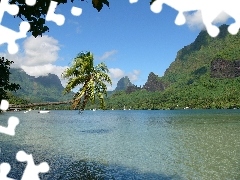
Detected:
left=0, top=110, right=239, bottom=179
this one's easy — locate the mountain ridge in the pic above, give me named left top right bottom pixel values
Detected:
left=161, top=24, right=240, bottom=85
left=9, top=68, right=74, bottom=103
left=8, top=24, right=240, bottom=109
left=103, top=24, right=240, bottom=110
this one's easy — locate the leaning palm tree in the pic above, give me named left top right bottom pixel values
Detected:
left=62, top=51, right=112, bottom=111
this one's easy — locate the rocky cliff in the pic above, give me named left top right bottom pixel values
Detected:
left=211, top=59, right=240, bottom=78
left=143, top=72, right=164, bottom=92
left=115, top=76, right=133, bottom=91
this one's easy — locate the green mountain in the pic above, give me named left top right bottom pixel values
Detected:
left=9, top=68, right=74, bottom=103
left=161, top=24, right=240, bottom=86
left=8, top=24, right=240, bottom=110
left=105, top=24, right=240, bottom=110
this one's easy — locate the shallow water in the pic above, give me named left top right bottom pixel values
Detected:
left=0, top=110, right=239, bottom=179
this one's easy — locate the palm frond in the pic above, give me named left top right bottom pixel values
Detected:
left=63, top=51, right=112, bottom=111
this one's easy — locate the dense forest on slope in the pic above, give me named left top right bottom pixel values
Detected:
left=7, top=24, right=240, bottom=110
left=162, top=24, right=240, bottom=85
left=87, top=24, right=240, bottom=110
left=9, top=68, right=74, bottom=103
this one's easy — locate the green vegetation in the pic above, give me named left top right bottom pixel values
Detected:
left=0, top=57, right=20, bottom=101
left=7, top=92, right=29, bottom=105
left=62, top=51, right=112, bottom=111
left=92, top=25, right=240, bottom=110
left=9, top=68, right=74, bottom=103
left=5, top=25, right=240, bottom=110
left=102, top=76, right=240, bottom=110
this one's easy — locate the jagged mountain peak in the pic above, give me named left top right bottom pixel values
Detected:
left=9, top=68, right=73, bottom=103
left=115, top=76, right=134, bottom=91
left=143, top=72, right=164, bottom=92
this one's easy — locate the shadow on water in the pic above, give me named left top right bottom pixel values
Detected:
left=79, top=129, right=112, bottom=134
left=57, top=160, right=180, bottom=180
left=0, top=142, right=182, bottom=180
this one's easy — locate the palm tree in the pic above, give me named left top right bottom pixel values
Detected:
left=62, top=51, right=112, bottom=111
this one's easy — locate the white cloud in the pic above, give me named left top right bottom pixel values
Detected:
left=23, top=35, right=60, bottom=66
left=107, top=68, right=124, bottom=91
left=1, top=35, right=68, bottom=86
left=184, top=11, right=230, bottom=30
left=184, top=11, right=205, bottom=30
left=22, top=64, right=69, bottom=87
left=128, top=70, right=140, bottom=82
left=21, top=64, right=67, bottom=77
left=109, top=68, right=125, bottom=79
left=2, top=35, right=60, bottom=67
left=107, top=68, right=140, bottom=91
left=1, top=35, right=139, bottom=92
left=99, top=50, right=117, bottom=60
left=213, top=12, right=230, bottom=24
left=0, top=52, right=22, bottom=68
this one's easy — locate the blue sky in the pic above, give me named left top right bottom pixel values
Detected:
left=0, top=0, right=232, bottom=90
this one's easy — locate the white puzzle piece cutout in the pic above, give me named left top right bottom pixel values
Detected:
left=0, top=116, right=19, bottom=136
left=0, top=100, right=9, bottom=111
left=129, top=0, right=138, bottom=3
left=0, top=21, right=30, bottom=54
left=0, top=100, right=19, bottom=136
left=148, top=0, right=240, bottom=37
left=16, top=151, right=50, bottom=180
left=0, top=163, right=15, bottom=180
left=0, top=0, right=30, bottom=54
left=25, top=0, right=36, bottom=6
left=71, top=6, right=82, bottom=16
left=46, top=1, right=65, bottom=26
left=0, top=0, right=19, bottom=22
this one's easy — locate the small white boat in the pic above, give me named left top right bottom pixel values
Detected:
left=24, top=108, right=31, bottom=113
left=92, top=108, right=96, bottom=111
left=38, top=110, right=50, bottom=113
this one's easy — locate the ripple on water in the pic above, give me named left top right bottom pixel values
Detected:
left=0, top=110, right=239, bottom=179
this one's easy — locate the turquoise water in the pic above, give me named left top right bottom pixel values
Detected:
left=0, top=110, right=240, bottom=179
